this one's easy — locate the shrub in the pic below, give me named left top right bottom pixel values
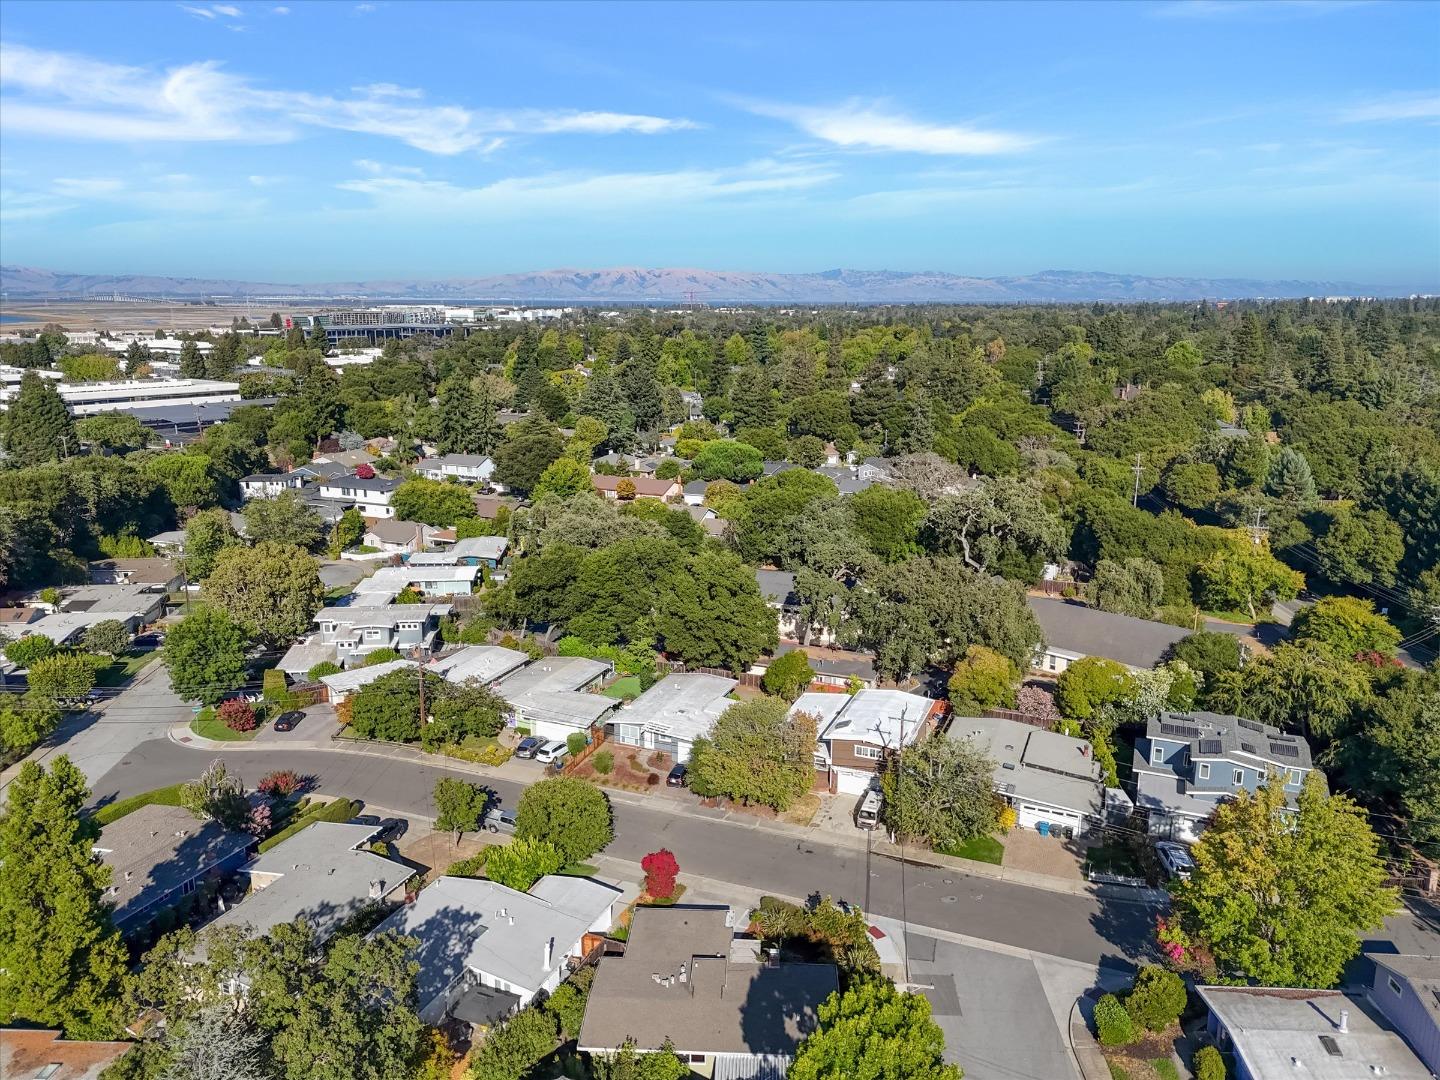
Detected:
left=307, top=661, right=342, bottom=681
left=261, top=668, right=288, bottom=702
left=485, top=837, right=564, bottom=891
left=257, top=769, right=304, bottom=797
left=1095, top=993, right=1136, bottom=1047
left=4, top=634, right=57, bottom=669
left=438, top=743, right=512, bottom=766
left=446, top=849, right=491, bottom=878
left=997, top=804, right=1018, bottom=833
left=257, top=797, right=359, bottom=853
left=566, top=731, right=588, bottom=757
left=245, top=802, right=272, bottom=837
left=217, top=698, right=258, bottom=732
left=641, top=848, right=679, bottom=899
left=1125, top=965, right=1188, bottom=1032
left=1194, top=1045, right=1226, bottom=1080
left=593, top=750, right=614, bottom=775
left=646, top=772, right=660, bottom=786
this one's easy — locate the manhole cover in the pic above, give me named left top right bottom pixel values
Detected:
left=941, top=895, right=958, bottom=903
left=942, top=878, right=953, bottom=884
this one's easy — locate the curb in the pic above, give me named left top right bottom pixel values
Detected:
left=164, top=723, right=1168, bottom=908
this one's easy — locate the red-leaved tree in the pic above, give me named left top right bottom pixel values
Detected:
left=354, top=463, right=376, bottom=479
left=217, top=698, right=258, bottom=732
left=641, top=848, right=679, bottom=900
left=257, top=769, right=304, bottom=797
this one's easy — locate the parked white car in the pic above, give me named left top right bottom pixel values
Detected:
left=533, top=740, right=568, bottom=765
left=1155, top=841, right=1195, bottom=881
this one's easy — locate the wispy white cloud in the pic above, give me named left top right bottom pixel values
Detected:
left=355, top=82, right=423, bottom=99
left=272, top=5, right=290, bottom=12
left=179, top=2, right=243, bottom=18
left=1338, top=92, right=1440, bottom=123
left=0, top=43, right=697, bottom=154
left=355, top=3, right=376, bottom=11
left=1152, top=0, right=1373, bottom=19
left=52, top=177, right=125, bottom=196
left=748, top=99, right=1036, bottom=155
left=353, top=158, right=425, bottom=177
left=336, top=160, right=836, bottom=216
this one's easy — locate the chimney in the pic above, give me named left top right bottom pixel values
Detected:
left=544, top=936, right=554, bottom=970
left=1339, top=1009, right=1349, bottom=1034
left=369, top=879, right=384, bottom=899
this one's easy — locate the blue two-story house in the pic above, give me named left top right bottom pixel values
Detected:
left=1132, top=710, right=1319, bottom=842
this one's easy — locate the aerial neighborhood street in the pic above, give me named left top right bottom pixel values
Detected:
left=2, top=7, right=1439, bottom=1075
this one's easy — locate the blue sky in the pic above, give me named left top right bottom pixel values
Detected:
left=1, top=0, right=1437, bottom=287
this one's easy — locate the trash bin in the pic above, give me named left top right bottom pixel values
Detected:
left=1063, top=825, right=1075, bottom=840
left=1037, top=821, right=1050, bottom=837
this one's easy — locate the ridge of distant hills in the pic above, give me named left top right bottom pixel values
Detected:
left=0, top=264, right=1395, bottom=304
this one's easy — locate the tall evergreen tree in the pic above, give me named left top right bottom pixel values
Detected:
left=2, top=369, right=77, bottom=465
left=306, top=322, right=329, bottom=356
left=0, top=757, right=127, bottom=1038
left=623, top=337, right=663, bottom=431
left=123, top=339, right=151, bottom=377
left=179, top=338, right=206, bottom=379
left=436, top=375, right=493, bottom=455
left=205, top=332, right=242, bottom=381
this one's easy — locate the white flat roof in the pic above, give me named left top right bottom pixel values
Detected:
left=319, top=658, right=416, bottom=693
left=622, top=672, right=737, bottom=742
left=793, top=688, right=936, bottom=748
left=428, top=646, right=529, bottom=685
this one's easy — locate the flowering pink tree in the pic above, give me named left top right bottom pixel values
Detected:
left=1016, top=685, right=1061, bottom=725
left=246, top=802, right=273, bottom=837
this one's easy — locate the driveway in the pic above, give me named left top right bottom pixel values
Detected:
left=1, top=661, right=191, bottom=795
left=318, top=560, right=368, bottom=592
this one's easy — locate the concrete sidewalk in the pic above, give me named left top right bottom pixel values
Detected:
left=170, top=719, right=1168, bottom=906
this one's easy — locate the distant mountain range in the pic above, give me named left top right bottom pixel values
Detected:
left=0, top=264, right=1396, bottom=304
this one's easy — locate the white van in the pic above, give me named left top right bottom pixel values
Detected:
left=854, top=788, right=883, bottom=830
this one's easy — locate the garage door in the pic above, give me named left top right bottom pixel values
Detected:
left=1018, top=803, right=1083, bottom=831
left=652, top=735, right=680, bottom=759
left=533, top=719, right=580, bottom=745
left=834, top=768, right=873, bottom=795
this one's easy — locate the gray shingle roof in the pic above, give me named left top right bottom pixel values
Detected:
left=578, top=906, right=837, bottom=1057
left=1028, top=596, right=1190, bottom=670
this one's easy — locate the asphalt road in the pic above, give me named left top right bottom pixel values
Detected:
left=91, top=738, right=1157, bottom=970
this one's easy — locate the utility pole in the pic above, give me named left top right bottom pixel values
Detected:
left=1248, top=506, right=1267, bottom=547
left=1131, top=453, right=1144, bottom=508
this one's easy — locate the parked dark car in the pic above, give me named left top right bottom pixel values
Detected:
left=666, top=763, right=688, bottom=787
left=375, top=817, right=408, bottom=843
left=272, top=711, right=303, bottom=732
left=485, top=808, right=518, bottom=834
left=514, top=736, right=542, bottom=759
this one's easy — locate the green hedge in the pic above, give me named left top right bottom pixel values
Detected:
left=257, top=797, right=359, bottom=852
left=92, top=783, right=187, bottom=827
left=439, top=743, right=512, bottom=767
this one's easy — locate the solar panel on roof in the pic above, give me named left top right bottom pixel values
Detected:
left=1240, top=742, right=1257, bottom=754
left=1160, top=723, right=1200, bottom=739
left=1270, top=743, right=1300, bottom=758
left=1319, top=1035, right=1342, bottom=1057
left=1238, top=719, right=1264, bottom=733
left=1198, top=739, right=1222, bottom=755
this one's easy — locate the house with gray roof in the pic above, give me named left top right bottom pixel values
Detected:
left=682, top=479, right=710, bottom=505
left=355, top=563, right=480, bottom=599
left=204, top=822, right=407, bottom=946
left=238, top=472, right=307, bottom=500
left=755, top=568, right=836, bottom=647
left=413, top=453, right=496, bottom=485
left=495, top=655, right=618, bottom=744
left=1132, top=710, right=1319, bottom=842
left=1197, top=984, right=1431, bottom=1080
left=370, top=874, right=620, bottom=1025
left=1367, top=954, right=1440, bottom=1077
left=319, top=658, right=418, bottom=703
left=951, top=715, right=1130, bottom=836
left=94, top=804, right=251, bottom=934
left=1027, top=596, right=1190, bottom=674
left=607, top=673, right=736, bottom=764
left=578, top=905, right=837, bottom=1077
left=429, top=645, right=530, bottom=686
left=408, top=535, right=509, bottom=568
left=758, top=643, right=877, bottom=689
left=318, top=473, right=399, bottom=518
left=312, top=603, right=445, bottom=666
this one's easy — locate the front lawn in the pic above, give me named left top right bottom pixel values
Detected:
left=1084, top=841, right=1143, bottom=878
left=190, top=707, right=259, bottom=742
left=602, top=675, right=642, bottom=700
left=95, top=649, right=162, bottom=687
left=935, top=835, right=1005, bottom=865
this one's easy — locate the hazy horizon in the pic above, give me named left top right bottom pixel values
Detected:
left=1, top=0, right=1437, bottom=286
